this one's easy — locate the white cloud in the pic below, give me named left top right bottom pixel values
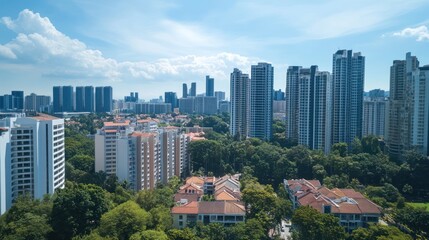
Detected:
left=393, top=25, right=429, bottom=41
left=0, top=9, right=256, bottom=98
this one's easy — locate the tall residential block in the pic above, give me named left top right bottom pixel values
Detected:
left=206, top=76, right=214, bottom=97
left=117, top=132, right=161, bottom=190
left=331, top=50, right=365, bottom=147
left=286, top=66, right=332, bottom=152
left=0, top=114, right=65, bottom=213
left=363, top=95, right=387, bottom=138
left=386, top=53, right=419, bottom=160
left=97, top=120, right=193, bottom=191
left=230, top=68, right=249, bottom=139
left=248, top=63, right=273, bottom=140
left=411, top=65, right=429, bottom=155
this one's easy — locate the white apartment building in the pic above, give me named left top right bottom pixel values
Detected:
left=362, top=98, right=387, bottom=138
left=411, top=65, right=429, bottom=155
left=230, top=68, right=249, bottom=140
left=0, top=114, right=65, bottom=214
left=117, top=132, right=161, bottom=190
left=96, top=119, right=194, bottom=191
left=248, top=63, right=274, bottom=141
left=286, top=66, right=332, bottom=152
left=95, top=120, right=133, bottom=175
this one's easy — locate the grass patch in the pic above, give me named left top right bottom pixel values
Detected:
left=407, top=202, right=429, bottom=211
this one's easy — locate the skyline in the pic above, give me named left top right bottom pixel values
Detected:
left=0, top=1, right=429, bottom=99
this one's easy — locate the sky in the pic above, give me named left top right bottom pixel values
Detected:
left=0, top=0, right=428, bottom=100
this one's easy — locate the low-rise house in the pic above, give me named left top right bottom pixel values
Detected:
left=284, top=179, right=382, bottom=233
left=172, top=174, right=244, bottom=228
left=171, top=201, right=245, bottom=228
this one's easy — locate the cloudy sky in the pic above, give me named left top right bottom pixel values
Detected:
left=0, top=0, right=428, bottom=100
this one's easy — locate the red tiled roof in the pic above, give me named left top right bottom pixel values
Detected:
left=171, top=201, right=199, bottom=214
left=31, top=113, right=59, bottom=121
left=198, top=201, right=245, bottom=215
left=174, top=193, right=202, bottom=203
left=289, top=179, right=381, bottom=215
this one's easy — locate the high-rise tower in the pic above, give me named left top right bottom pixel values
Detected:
left=206, top=76, right=214, bottom=97
left=331, top=50, right=365, bottom=147
left=248, top=63, right=273, bottom=140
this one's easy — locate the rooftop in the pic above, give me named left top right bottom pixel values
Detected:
left=31, top=113, right=59, bottom=121
left=286, top=179, right=381, bottom=215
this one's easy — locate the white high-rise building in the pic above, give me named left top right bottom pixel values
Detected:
left=230, top=68, right=249, bottom=140
left=286, top=66, right=301, bottom=141
left=363, top=98, right=387, bottom=138
left=117, top=132, right=161, bottom=190
left=96, top=120, right=194, bottom=191
left=313, top=71, right=332, bottom=153
left=95, top=120, right=133, bottom=175
left=0, top=114, right=65, bottom=213
left=411, top=65, right=429, bottom=155
left=331, top=50, right=365, bottom=147
left=285, top=66, right=332, bottom=152
left=248, top=63, right=274, bottom=140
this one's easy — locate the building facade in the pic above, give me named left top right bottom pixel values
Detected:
left=230, top=68, right=249, bottom=140
left=331, top=50, right=365, bottom=148
left=165, top=92, right=178, bottom=111
left=206, top=76, right=214, bottom=97
left=286, top=66, right=332, bottom=152
left=0, top=114, right=65, bottom=214
left=362, top=97, right=387, bottom=138
left=386, top=53, right=419, bottom=160
left=25, top=93, right=51, bottom=113
left=248, top=63, right=274, bottom=140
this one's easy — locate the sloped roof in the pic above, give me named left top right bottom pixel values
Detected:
left=171, top=201, right=199, bottom=214
left=287, top=179, right=381, bottom=215
left=198, top=201, right=245, bottom=215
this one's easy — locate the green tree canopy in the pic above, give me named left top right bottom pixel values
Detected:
left=98, top=201, right=151, bottom=240
left=51, top=183, right=110, bottom=239
left=291, top=206, right=346, bottom=240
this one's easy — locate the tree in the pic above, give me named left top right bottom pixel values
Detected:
left=291, top=206, right=346, bottom=240
left=149, top=206, right=173, bottom=231
left=287, top=145, right=314, bottom=179
left=350, top=225, right=412, bottom=240
left=68, top=154, right=95, bottom=172
left=195, top=222, right=226, bottom=240
left=331, top=142, right=348, bottom=157
left=167, top=228, right=199, bottom=240
left=242, top=181, right=287, bottom=234
left=351, top=137, right=363, bottom=154
left=51, top=183, right=110, bottom=239
left=361, top=135, right=381, bottom=154
left=1, top=213, right=52, bottom=240
left=99, top=201, right=151, bottom=240
left=188, top=140, right=224, bottom=176
left=130, top=230, right=169, bottom=240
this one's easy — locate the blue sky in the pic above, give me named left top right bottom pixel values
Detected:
left=0, top=0, right=428, bottom=100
